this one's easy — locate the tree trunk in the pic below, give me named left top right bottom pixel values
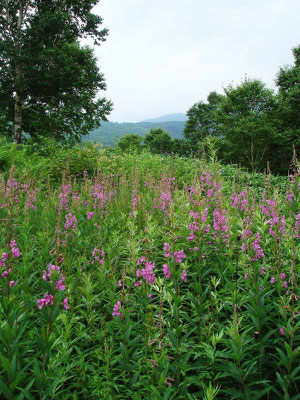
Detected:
left=14, top=1, right=24, bottom=144
left=14, top=65, right=22, bottom=144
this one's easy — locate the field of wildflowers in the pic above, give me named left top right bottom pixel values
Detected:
left=0, top=148, right=299, bottom=399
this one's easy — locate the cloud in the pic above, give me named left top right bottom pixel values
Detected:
left=90, top=0, right=300, bottom=121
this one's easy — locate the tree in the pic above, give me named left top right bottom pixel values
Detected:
left=275, top=45, right=300, bottom=171
left=117, top=134, right=144, bottom=152
left=0, top=0, right=112, bottom=144
left=144, top=128, right=173, bottom=154
left=172, top=138, right=193, bottom=157
left=215, top=79, right=279, bottom=172
left=184, top=91, right=223, bottom=145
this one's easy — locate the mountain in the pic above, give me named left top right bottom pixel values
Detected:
left=84, top=120, right=186, bottom=147
left=141, top=113, right=187, bottom=123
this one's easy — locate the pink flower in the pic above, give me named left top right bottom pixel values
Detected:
left=112, top=300, right=123, bottom=319
left=148, top=359, right=158, bottom=368
left=63, top=297, right=69, bottom=310
left=91, top=248, right=105, bottom=265
left=163, top=243, right=172, bottom=259
left=148, top=294, right=153, bottom=299
left=282, top=281, right=288, bottom=288
left=55, top=277, right=66, bottom=291
left=37, top=294, right=54, bottom=309
left=182, top=269, right=187, bottom=282
left=118, top=280, right=123, bottom=287
left=259, top=285, right=263, bottom=291
left=165, top=377, right=175, bottom=386
left=141, top=261, right=155, bottom=284
left=280, top=327, right=285, bottom=336
left=2, top=268, right=12, bottom=278
left=244, top=273, right=248, bottom=280
left=271, top=276, right=276, bottom=284
left=64, top=212, right=77, bottom=231
left=37, top=299, right=45, bottom=309
left=137, top=256, right=146, bottom=266
left=11, top=246, right=19, bottom=256
left=280, top=273, right=286, bottom=280
left=87, top=211, right=94, bottom=220
left=9, top=280, right=15, bottom=287
left=174, top=250, right=186, bottom=263
left=10, top=239, right=20, bottom=257
left=163, top=264, right=171, bottom=279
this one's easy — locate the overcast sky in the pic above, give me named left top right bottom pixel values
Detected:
left=90, top=0, right=300, bottom=122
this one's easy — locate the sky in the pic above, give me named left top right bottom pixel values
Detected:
left=89, top=0, right=300, bottom=122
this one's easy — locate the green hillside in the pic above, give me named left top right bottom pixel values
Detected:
left=83, top=120, right=186, bottom=146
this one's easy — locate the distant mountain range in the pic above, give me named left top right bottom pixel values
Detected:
left=83, top=113, right=187, bottom=147
left=141, top=113, right=187, bottom=123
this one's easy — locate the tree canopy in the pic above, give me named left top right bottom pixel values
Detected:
left=0, top=0, right=112, bottom=144
left=184, top=91, right=223, bottom=145
left=216, top=79, right=280, bottom=171
left=144, top=128, right=173, bottom=154
left=183, top=52, right=300, bottom=174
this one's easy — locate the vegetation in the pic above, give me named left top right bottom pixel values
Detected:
left=183, top=46, right=300, bottom=174
left=84, top=120, right=185, bottom=147
left=0, top=1, right=299, bottom=397
left=0, top=0, right=112, bottom=144
left=0, top=142, right=299, bottom=399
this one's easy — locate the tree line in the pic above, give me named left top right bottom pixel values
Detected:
left=120, top=46, right=300, bottom=174
left=0, top=1, right=299, bottom=174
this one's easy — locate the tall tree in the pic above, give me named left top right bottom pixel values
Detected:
left=275, top=45, right=300, bottom=171
left=215, top=79, right=279, bottom=172
left=0, top=0, right=112, bottom=144
left=184, top=91, right=223, bottom=145
left=144, top=128, right=173, bottom=154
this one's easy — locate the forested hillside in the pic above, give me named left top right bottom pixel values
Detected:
left=83, top=120, right=185, bottom=146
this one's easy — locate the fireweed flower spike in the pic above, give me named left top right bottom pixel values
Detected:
left=182, top=269, right=188, bottom=282
left=163, top=243, right=172, bottom=259
left=91, top=248, right=105, bottom=265
left=0, top=252, right=8, bottom=267
left=38, top=264, right=68, bottom=310
left=163, top=264, right=171, bottom=279
left=112, top=300, right=123, bottom=319
left=37, top=294, right=54, bottom=309
left=63, top=297, right=69, bottom=310
left=135, top=258, right=156, bottom=285
left=174, top=250, right=186, bottom=263
left=64, top=212, right=78, bottom=232
left=10, top=239, right=21, bottom=257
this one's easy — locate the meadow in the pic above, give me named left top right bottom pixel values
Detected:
left=0, top=143, right=299, bottom=399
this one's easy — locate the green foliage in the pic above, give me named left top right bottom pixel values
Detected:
left=144, top=128, right=174, bottom=154
left=184, top=45, right=300, bottom=174
left=184, top=91, right=223, bottom=145
left=84, top=120, right=185, bottom=147
left=0, top=0, right=112, bottom=144
left=116, top=134, right=144, bottom=152
left=216, top=78, right=279, bottom=172
left=0, top=143, right=298, bottom=398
